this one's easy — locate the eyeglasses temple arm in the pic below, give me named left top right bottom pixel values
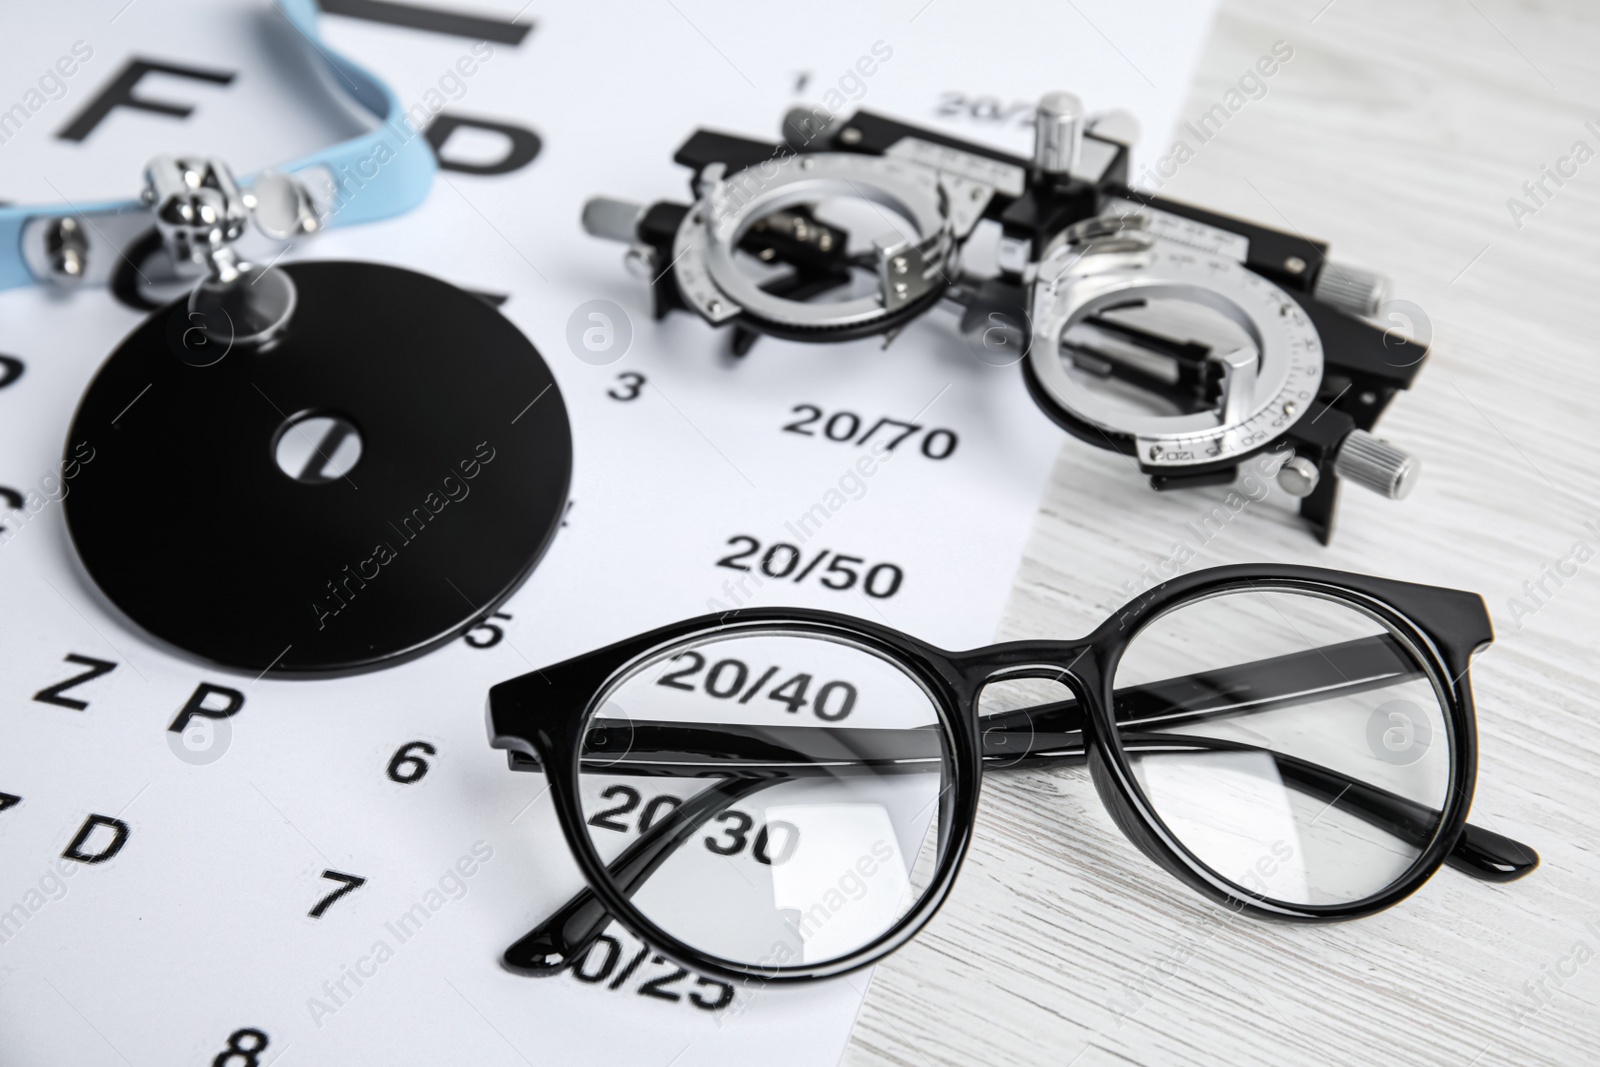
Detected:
left=975, top=634, right=1414, bottom=751
left=981, top=632, right=1536, bottom=880
left=502, top=775, right=777, bottom=976
left=1107, top=730, right=1537, bottom=883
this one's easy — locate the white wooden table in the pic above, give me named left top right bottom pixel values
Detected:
left=846, top=1, right=1600, bottom=1063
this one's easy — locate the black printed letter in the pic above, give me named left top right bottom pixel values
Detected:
left=33, top=654, right=117, bottom=711
left=319, top=0, right=532, bottom=44
left=62, top=814, right=130, bottom=865
left=168, top=682, right=245, bottom=733
left=426, top=114, right=541, bottom=175
left=57, top=58, right=235, bottom=142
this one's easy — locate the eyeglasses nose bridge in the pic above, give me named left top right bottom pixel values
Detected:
left=958, top=638, right=1098, bottom=689
left=963, top=650, right=1105, bottom=763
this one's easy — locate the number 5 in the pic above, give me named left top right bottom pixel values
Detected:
left=464, top=612, right=511, bottom=649
left=820, top=555, right=862, bottom=590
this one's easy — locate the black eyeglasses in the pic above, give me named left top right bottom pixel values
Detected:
left=486, top=564, right=1536, bottom=983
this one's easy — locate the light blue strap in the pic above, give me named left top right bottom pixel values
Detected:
left=272, top=0, right=437, bottom=226
left=0, top=199, right=131, bottom=290
left=0, top=0, right=437, bottom=291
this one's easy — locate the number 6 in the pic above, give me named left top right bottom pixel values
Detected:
left=387, top=741, right=436, bottom=784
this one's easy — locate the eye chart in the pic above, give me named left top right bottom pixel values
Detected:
left=0, top=2, right=1217, bottom=1063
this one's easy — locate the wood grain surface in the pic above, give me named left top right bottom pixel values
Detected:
left=844, top=1, right=1600, bottom=1064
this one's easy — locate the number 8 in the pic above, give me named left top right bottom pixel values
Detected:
left=213, top=1028, right=269, bottom=1067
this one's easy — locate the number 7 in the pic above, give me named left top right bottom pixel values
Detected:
left=309, top=870, right=366, bottom=918
left=856, top=417, right=919, bottom=450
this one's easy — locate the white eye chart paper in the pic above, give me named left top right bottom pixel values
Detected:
left=0, top=2, right=1218, bottom=1063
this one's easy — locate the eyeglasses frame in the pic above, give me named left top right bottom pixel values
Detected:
left=487, top=563, right=1506, bottom=984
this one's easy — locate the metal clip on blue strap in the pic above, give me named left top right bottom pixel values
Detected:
left=0, top=0, right=437, bottom=292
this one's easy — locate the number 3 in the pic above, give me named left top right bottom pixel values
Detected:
left=608, top=371, right=646, bottom=401
left=704, top=810, right=753, bottom=855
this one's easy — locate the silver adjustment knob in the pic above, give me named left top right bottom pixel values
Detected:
left=245, top=170, right=320, bottom=242
left=1033, top=91, right=1084, bottom=175
left=143, top=156, right=249, bottom=280
left=143, top=156, right=296, bottom=353
left=1276, top=455, right=1321, bottom=497
left=45, top=217, right=89, bottom=286
left=1334, top=429, right=1417, bottom=499
left=582, top=196, right=646, bottom=244
left=1313, top=262, right=1390, bottom=318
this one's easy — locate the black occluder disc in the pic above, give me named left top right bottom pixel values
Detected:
left=63, top=261, right=572, bottom=675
